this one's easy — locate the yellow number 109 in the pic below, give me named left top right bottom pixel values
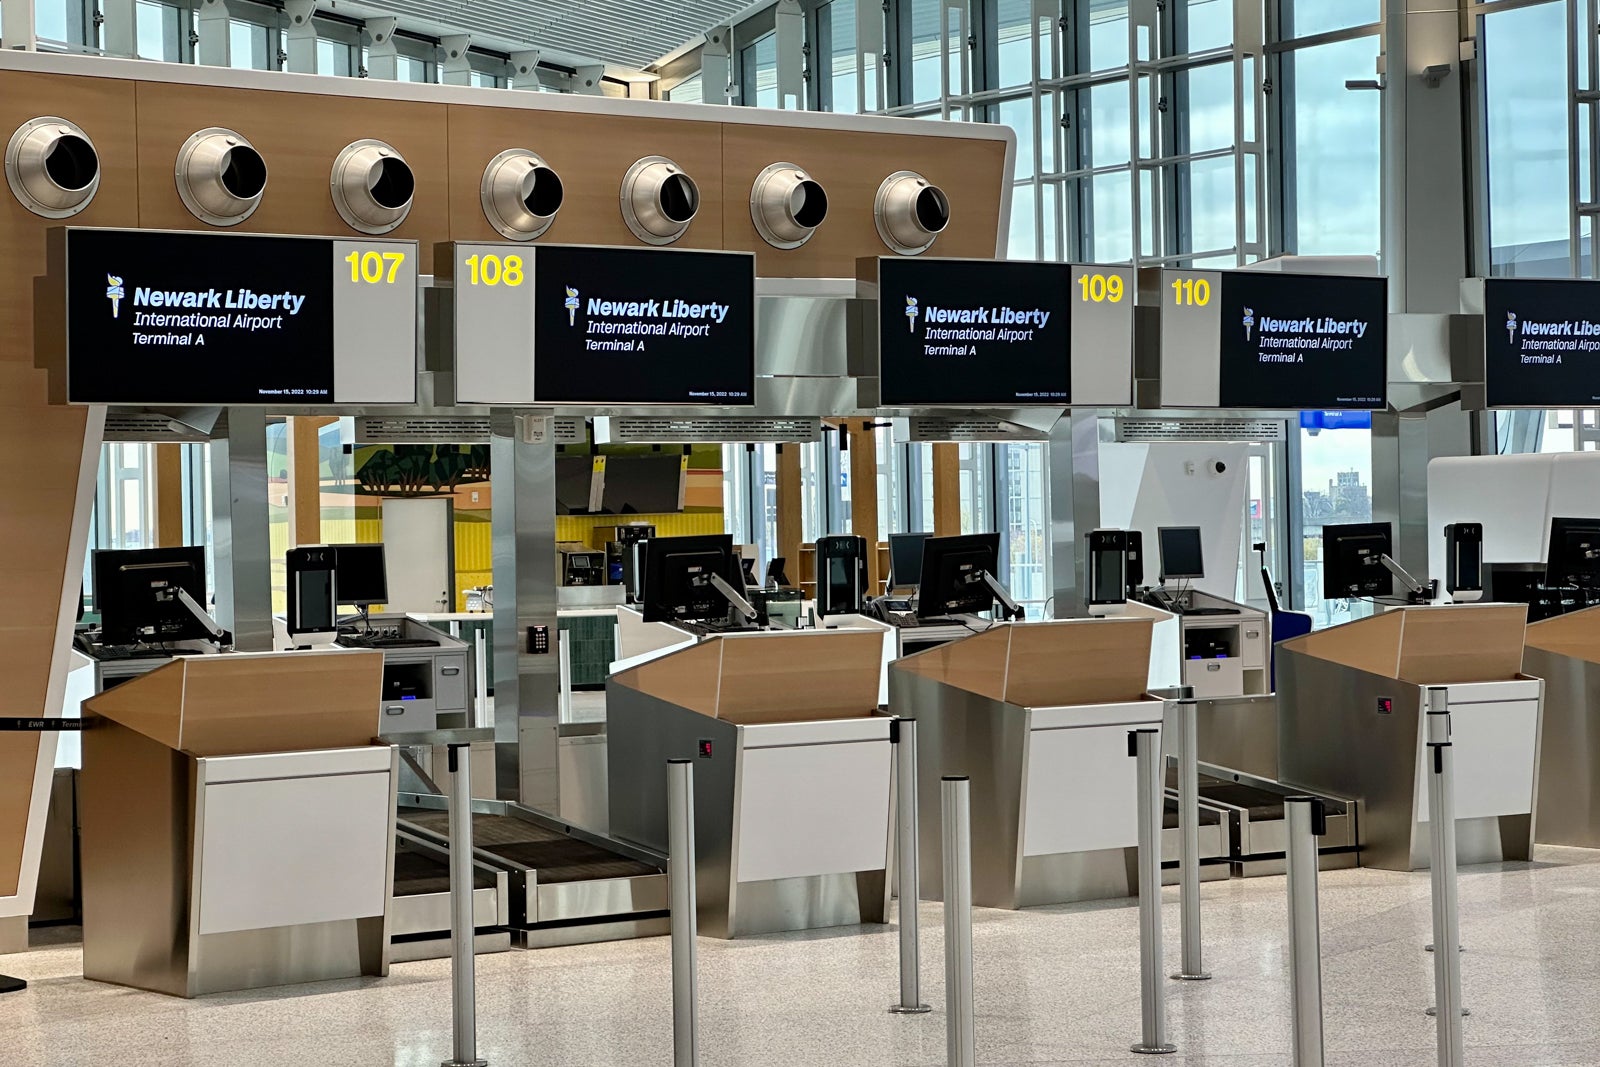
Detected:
left=463, top=253, right=525, bottom=287
left=345, top=250, right=407, bottom=284
left=1077, top=273, right=1124, bottom=303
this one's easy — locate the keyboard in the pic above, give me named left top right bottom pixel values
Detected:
left=336, top=635, right=438, bottom=650
left=1182, top=607, right=1239, bottom=617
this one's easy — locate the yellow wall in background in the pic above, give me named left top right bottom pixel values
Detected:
left=556, top=511, right=725, bottom=548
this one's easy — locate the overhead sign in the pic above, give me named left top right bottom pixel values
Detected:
left=1159, top=269, right=1387, bottom=411
left=452, top=243, right=756, bottom=407
left=869, top=257, right=1133, bottom=407
left=63, top=228, right=417, bottom=406
left=1482, top=278, right=1600, bottom=407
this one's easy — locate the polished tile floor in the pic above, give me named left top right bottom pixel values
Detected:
left=3, top=846, right=1599, bottom=1066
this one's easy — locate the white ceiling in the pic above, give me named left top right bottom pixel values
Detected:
left=348, top=0, right=750, bottom=72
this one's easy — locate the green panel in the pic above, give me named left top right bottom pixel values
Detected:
left=559, top=614, right=617, bottom=688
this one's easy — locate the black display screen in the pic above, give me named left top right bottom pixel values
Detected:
left=67, top=228, right=337, bottom=405
left=876, top=257, right=1071, bottom=406
left=1216, top=272, right=1387, bottom=410
left=531, top=245, right=755, bottom=405
left=1483, top=279, right=1600, bottom=407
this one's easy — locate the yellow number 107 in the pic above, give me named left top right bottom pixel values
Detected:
left=345, top=250, right=407, bottom=284
left=1077, top=273, right=1124, bottom=303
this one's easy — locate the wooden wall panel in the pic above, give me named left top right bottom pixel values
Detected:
left=0, top=72, right=142, bottom=366
left=776, top=443, right=803, bottom=576
left=445, top=106, right=726, bottom=251
left=132, top=82, right=451, bottom=246
left=720, top=125, right=1007, bottom=275
left=933, top=443, right=961, bottom=536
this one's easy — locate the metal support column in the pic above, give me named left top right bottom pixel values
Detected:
left=209, top=409, right=273, bottom=651
left=441, top=35, right=473, bottom=86
left=1285, top=797, right=1326, bottom=1067
left=890, top=718, right=931, bottom=1015
left=1048, top=412, right=1103, bottom=619
left=0, top=0, right=37, bottom=50
left=941, top=776, right=974, bottom=1067
left=195, top=0, right=233, bottom=67
left=1426, top=691, right=1466, bottom=1065
left=282, top=0, right=318, bottom=74
left=490, top=413, right=560, bottom=807
left=1130, top=728, right=1176, bottom=1055
left=1172, top=697, right=1210, bottom=981
left=444, top=742, right=487, bottom=1067
left=366, top=18, right=399, bottom=79
left=700, top=28, right=732, bottom=105
left=667, top=759, right=699, bottom=1066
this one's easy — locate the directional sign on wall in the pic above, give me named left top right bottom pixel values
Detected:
left=62, top=227, right=418, bottom=406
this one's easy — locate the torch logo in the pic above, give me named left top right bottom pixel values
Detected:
left=1242, top=307, right=1255, bottom=341
left=905, top=295, right=919, bottom=334
left=106, top=274, right=125, bottom=319
left=1506, top=311, right=1517, bottom=345
left=564, top=286, right=580, bottom=326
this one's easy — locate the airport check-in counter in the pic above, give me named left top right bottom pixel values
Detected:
left=611, top=605, right=698, bottom=673
left=890, top=617, right=1168, bottom=908
left=607, top=629, right=893, bottom=938
left=1523, top=605, right=1600, bottom=848
left=1277, top=604, right=1542, bottom=871
left=77, top=651, right=397, bottom=997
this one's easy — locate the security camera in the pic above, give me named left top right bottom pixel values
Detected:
left=5, top=116, right=100, bottom=218
left=1211, top=460, right=1228, bottom=476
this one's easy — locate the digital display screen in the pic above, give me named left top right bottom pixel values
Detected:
left=453, top=243, right=756, bottom=406
left=1160, top=269, right=1387, bottom=411
left=1483, top=278, right=1600, bottom=407
left=1216, top=272, right=1387, bottom=410
left=876, top=257, right=1073, bottom=406
left=63, top=227, right=417, bottom=406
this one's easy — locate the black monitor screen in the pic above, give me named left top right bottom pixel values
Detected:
left=1091, top=544, right=1127, bottom=605
left=332, top=544, right=388, bottom=606
left=642, top=534, right=741, bottom=624
left=1546, top=517, right=1600, bottom=590
left=1321, top=522, right=1394, bottom=599
left=916, top=533, right=1002, bottom=619
left=93, top=546, right=209, bottom=646
left=1157, top=527, right=1205, bottom=582
left=889, top=532, right=933, bottom=590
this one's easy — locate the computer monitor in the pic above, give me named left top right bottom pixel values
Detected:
left=641, top=534, right=746, bottom=625
left=1546, top=517, right=1600, bottom=589
left=1157, top=527, right=1204, bottom=583
left=330, top=544, right=388, bottom=607
left=93, top=546, right=210, bottom=646
left=765, top=557, right=790, bottom=588
left=1321, top=522, right=1394, bottom=599
left=916, top=533, right=1003, bottom=619
left=888, top=532, right=933, bottom=591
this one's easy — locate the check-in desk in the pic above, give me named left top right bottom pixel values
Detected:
left=1166, top=592, right=1270, bottom=698
left=607, top=629, right=892, bottom=938
left=78, top=651, right=397, bottom=997
left=1277, top=604, right=1542, bottom=871
left=890, top=617, right=1166, bottom=908
left=1524, top=605, right=1600, bottom=847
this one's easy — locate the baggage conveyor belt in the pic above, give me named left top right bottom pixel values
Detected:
left=1168, top=763, right=1360, bottom=876
left=390, top=832, right=512, bottom=962
left=397, top=796, right=670, bottom=949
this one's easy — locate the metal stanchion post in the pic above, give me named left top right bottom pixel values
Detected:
left=444, top=742, right=487, bottom=1067
left=1172, top=697, right=1209, bottom=982
left=890, top=718, right=931, bottom=1015
left=473, top=626, right=490, bottom=729
left=668, top=759, right=699, bottom=1067
left=1425, top=692, right=1466, bottom=1065
left=1285, top=797, right=1326, bottom=1067
left=942, top=776, right=975, bottom=1067
left=1130, top=728, right=1176, bottom=1055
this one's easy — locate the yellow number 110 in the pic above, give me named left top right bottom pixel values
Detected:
left=345, top=250, right=407, bottom=284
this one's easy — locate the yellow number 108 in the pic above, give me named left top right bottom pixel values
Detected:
left=464, top=253, right=525, bottom=287
left=345, top=250, right=407, bottom=284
